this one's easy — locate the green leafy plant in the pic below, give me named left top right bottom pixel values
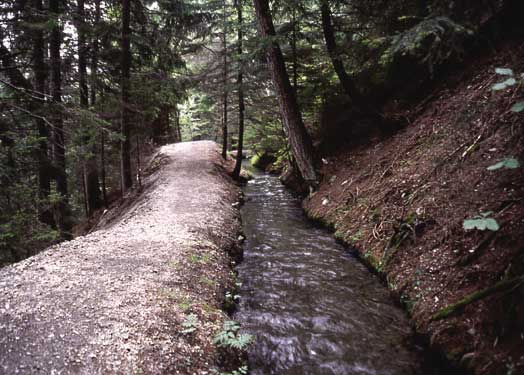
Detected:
left=510, top=102, right=524, bottom=113
left=225, top=291, right=240, bottom=302
left=463, top=211, right=500, bottom=231
left=212, top=366, right=248, bottom=375
left=213, top=320, right=253, bottom=350
left=492, top=68, right=524, bottom=112
left=188, top=253, right=211, bottom=265
left=487, top=158, right=521, bottom=170
left=181, top=313, right=199, bottom=334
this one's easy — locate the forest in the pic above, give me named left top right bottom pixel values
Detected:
left=0, top=0, right=523, bottom=374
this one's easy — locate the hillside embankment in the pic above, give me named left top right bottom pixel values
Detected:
left=304, top=42, right=524, bottom=374
left=0, top=141, right=243, bottom=374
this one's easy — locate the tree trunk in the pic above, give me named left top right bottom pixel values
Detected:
left=253, top=0, right=317, bottom=184
left=32, top=0, right=55, bottom=227
left=77, top=0, right=88, bottom=109
left=319, top=0, right=365, bottom=107
left=135, top=135, right=142, bottom=188
left=221, top=0, right=229, bottom=159
left=0, top=118, right=15, bottom=190
left=291, top=7, right=298, bottom=92
left=319, top=0, right=382, bottom=123
left=77, top=0, right=102, bottom=215
left=232, top=0, right=244, bottom=180
left=151, top=106, right=170, bottom=144
left=100, top=132, right=108, bottom=207
left=49, top=0, right=72, bottom=238
left=175, top=108, right=182, bottom=142
left=90, top=0, right=100, bottom=106
left=120, top=0, right=133, bottom=193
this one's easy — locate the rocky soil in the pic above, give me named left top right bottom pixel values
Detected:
left=0, top=141, right=243, bottom=374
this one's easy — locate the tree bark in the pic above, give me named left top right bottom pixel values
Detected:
left=90, top=0, right=101, bottom=106
left=32, top=0, right=55, bottom=227
left=175, top=108, right=182, bottom=142
left=253, top=0, right=317, bottom=184
left=49, top=0, right=72, bottom=238
left=232, top=0, right=244, bottom=180
left=120, top=0, right=133, bottom=193
left=319, top=0, right=365, bottom=108
left=100, top=132, right=108, bottom=207
left=77, top=0, right=88, bottom=109
left=291, top=7, right=298, bottom=91
left=77, top=0, right=102, bottom=215
left=221, top=0, right=229, bottom=159
left=151, top=106, right=170, bottom=144
left=0, top=118, right=15, bottom=191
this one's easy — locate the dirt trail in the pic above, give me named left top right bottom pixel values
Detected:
left=0, top=141, right=242, bottom=374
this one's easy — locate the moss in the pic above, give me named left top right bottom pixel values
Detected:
left=349, top=230, right=364, bottom=242
left=176, top=296, right=194, bottom=312
left=249, top=154, right=261, bottom=168
left=250, top=152, right=278, bottom=170
left=333, top=230, right=346, bottom=242
left=400, top=293, right=418, bottom=313
left=363, top=251, right=381, bottom=273
left=200, top=277, right=217, bottom=286
left=188, top=253, right=211, bottom=265
left=431, top=275, right=524, bottom=321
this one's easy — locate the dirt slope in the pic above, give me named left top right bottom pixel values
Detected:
left=304, top=42, right=524, bottom=374
left=0, top=141, right=242, bottom=374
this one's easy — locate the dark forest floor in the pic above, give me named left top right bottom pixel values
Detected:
left=304, top=40, right=524, bottom=375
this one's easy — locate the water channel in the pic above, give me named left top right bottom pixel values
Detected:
left=235, top=169, right=442, bottom=375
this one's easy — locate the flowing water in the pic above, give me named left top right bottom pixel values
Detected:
left=235, top=170, right=441, bottom=375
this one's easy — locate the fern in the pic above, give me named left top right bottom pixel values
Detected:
left=181, top=313, right=199, bottom=334
left=213, top=320, right=253, bottom=350
left=229, top=334, right=253, bottom=350
left=212, top=366, right=248, bottom=375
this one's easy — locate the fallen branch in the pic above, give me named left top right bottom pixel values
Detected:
left=430, top=275, right=524, bottom=321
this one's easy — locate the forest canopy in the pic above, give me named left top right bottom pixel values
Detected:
left=0, top=0, right=517, bottom=263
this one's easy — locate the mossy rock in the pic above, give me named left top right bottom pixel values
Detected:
left=250, top=152, right=276, bottom=170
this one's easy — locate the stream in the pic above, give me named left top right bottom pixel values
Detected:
left=235, top=170, right=442, bottom=375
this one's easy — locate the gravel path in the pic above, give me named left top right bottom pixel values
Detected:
left=0, top=141, right=242, bottom=374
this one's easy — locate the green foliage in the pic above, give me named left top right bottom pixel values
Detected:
left=463, top=212, right=500, bottom=231
left=510, top=102, right=524, bottom=113
left=212, top=366, right=248, bottom=375
left=213, top=320, right=253, bottom=351
left=181, top=313, right=199, bottom=334
left=492, top=67, right=523, bottom=92
left=495, top=68, right=514, bottom=76
left=492, top=78, right=517, bottom=91
left=487, top=158, right=521, bottom=171
left=381, top=17, right=472, bottom=75
left=188, top=253, right=211, bottom=264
